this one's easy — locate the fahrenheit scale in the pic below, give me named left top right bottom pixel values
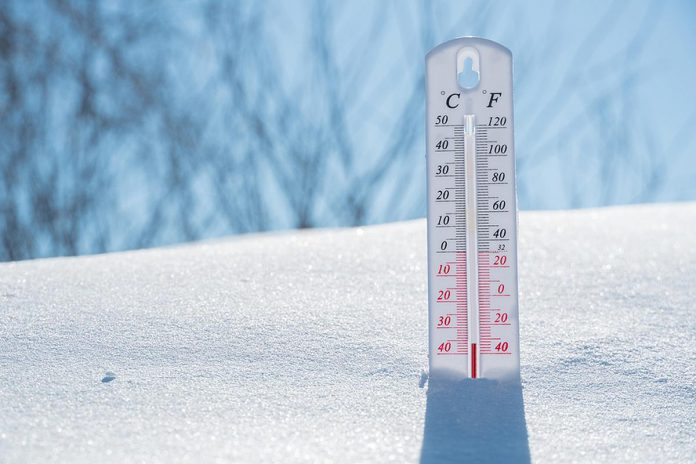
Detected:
left=426, top=38, right=520, bottom=380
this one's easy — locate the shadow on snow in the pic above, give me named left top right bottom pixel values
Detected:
left=420, top=377, right=530, bottom=463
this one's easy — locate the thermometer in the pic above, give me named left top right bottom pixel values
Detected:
left=426, top=38, right=520, bottom=380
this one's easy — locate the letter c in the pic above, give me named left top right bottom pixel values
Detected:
left=446, top=93, right=460, bottom=109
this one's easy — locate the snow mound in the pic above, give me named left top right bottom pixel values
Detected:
left=0, top=203, right=694, bottom=463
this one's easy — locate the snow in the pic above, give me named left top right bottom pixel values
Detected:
left=1, top=203, right=695, bottom=463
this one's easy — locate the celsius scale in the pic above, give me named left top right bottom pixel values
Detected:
left=426, top=38, right=520, bottom=380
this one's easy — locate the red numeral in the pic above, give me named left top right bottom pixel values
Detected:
left=438, top=264, right=451, bottom=275
left=438, top=315, right=452, bottom=327
left=494, top=255, right=507, bottom=265
left=497, top=284, right=505, bottom=294
left=438, top=342, right=452, bottom=352
left=495, top=313, right=508, bottom=323
left=495, top=342, right=509, bottom=352
left=437, top=290, right=451, bottom=301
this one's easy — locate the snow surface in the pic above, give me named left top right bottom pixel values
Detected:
left=0, top=203, right=694, bottom=463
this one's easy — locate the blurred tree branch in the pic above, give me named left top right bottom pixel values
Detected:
left=0, top=0, right=687, bottom=261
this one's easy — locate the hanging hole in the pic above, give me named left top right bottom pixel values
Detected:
left=458, top=57, right=479, bottom=89
left=457, top=47, right=480, bottom=90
